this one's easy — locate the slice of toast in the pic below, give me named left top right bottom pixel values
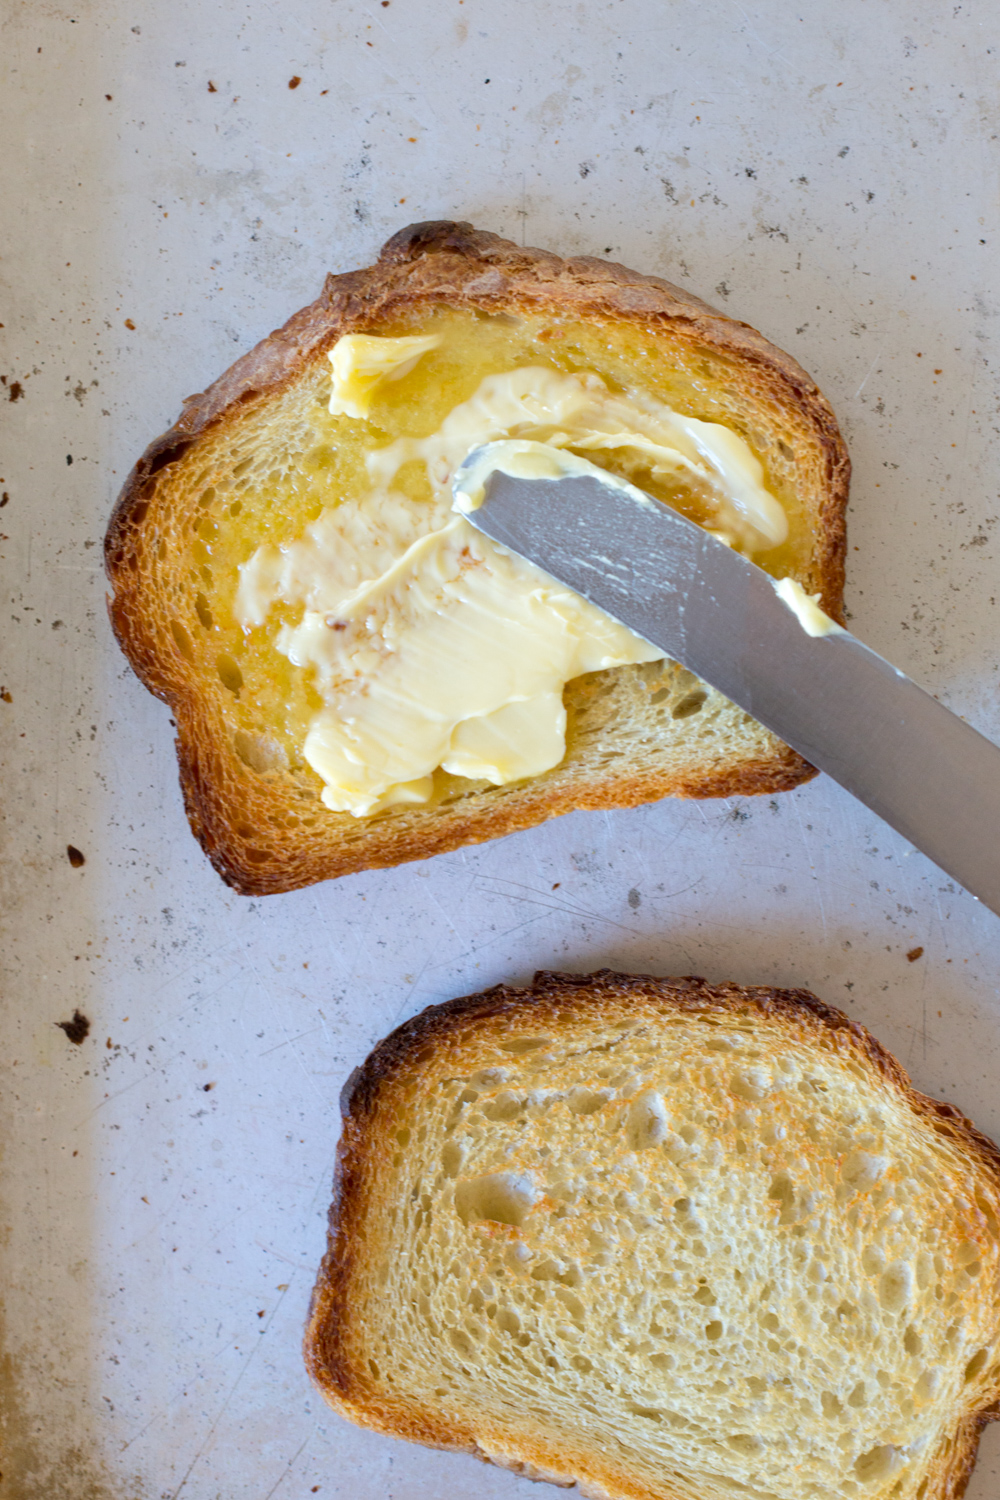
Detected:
left=306, top=971, right=1000, bottom=1500
left=105, top=222, right=849, bottom=894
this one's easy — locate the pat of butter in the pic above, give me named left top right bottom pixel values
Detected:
left=773, top=577, right=844, bottom=637
left=328, top=333, right=442, bottom=420
left=237, top=339, right=789, bottom=817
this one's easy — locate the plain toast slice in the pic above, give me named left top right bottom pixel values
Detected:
left=306, top=971, right=1000, bottom=1500
left=106, top=223, right=849, bottom=893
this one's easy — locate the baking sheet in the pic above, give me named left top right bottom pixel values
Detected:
left=3, top=1, right=1000, bottom=1494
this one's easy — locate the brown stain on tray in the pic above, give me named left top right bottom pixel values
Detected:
left=0, top=1303, right=147, bottom=1497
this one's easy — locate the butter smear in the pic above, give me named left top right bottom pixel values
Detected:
left=773, top=577, right=845, bottom=638
left=236, top=335, right=789, bottom=816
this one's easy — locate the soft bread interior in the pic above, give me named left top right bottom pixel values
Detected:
left=136, top=307, right=829, bottom=809
left=325, top=1003, right=1000, bottom=1500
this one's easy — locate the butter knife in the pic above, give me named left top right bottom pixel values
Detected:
left=456, top=446, right=1000, bottom=916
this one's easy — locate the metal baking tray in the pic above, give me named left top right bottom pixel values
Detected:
left=3, top=2, right=999, bottom=1494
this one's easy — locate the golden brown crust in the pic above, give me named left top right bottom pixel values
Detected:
left=176, top=725, right=813, bottom=896
left=106, top=223, right=850, bottom=894
left=305, top=971, right=1000, bottom=1500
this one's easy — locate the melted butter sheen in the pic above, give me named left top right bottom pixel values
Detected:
left=236, top=339, right=787, bottom=817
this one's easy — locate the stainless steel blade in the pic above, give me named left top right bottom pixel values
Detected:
left=461, top=458, right=1000, bottom=916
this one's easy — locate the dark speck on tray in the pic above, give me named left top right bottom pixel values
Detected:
left=56, top=1010, right=91, bottom=1045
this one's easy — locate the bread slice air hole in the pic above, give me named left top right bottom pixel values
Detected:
left=672, top=691, right=708, bottom=720
left=170, top=620, right=194, bottom=661
left=216, top=654, right=243, bottom=695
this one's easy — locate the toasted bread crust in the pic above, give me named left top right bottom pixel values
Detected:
left=106, top=223, right=850, bottom=893
left=306, top=971, right=1000, bottom=1500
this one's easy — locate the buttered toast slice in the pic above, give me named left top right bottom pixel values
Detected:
left=106, top=222, right=848, bottom=894
left=306, top=971, right=1000, bottom=1500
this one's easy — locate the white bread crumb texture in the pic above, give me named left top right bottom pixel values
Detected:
left=352, top=1010, right=1000, bottom=1500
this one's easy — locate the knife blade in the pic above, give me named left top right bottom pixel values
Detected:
left=455, top=446, right=1000, bottom=916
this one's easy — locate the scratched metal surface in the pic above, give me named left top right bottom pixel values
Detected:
left=2, top=1, right=1000, bottom=1496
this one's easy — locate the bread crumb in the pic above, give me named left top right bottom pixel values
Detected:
left=55, top=1010, right=91, bottom=1045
